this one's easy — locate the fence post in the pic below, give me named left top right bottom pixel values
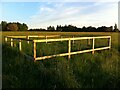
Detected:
left=92, top=37, right=95, bottom=54
left=5, top=37, right=8, bottom=42
left=11, top=38, right=13, bottom=47
left=27, top=36, right=29, bottom=44
left=68, top=38, right=71, bottom=59
left=19, top=40, right=22, bottom=51
left=109, top=36, right=111, bottom=49
left=33, top=41, right=36, bottom=62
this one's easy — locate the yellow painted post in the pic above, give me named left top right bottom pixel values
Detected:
left=109, top=36, right=111, bottom=49
left=11, top=38, right=13, bottom=47
left=92, top=38, right=95, bottom=54
left=33, top=41, right=36, bottom=62
left=68, top=39, right=71, bottom=59
left=27, top=36, right=29, bottom=44
left=19, top=40, right=22, bottom=51
left=5, top=37, right=8, bottom=42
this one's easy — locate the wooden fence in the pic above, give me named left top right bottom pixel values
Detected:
left=4, top=35, right=111, bottom=61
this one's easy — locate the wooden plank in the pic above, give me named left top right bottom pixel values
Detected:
left=68, top=39, right=71, bottom=59
left=33, top=41, right=36, bottom=61
left=27, top=36, right=30, bottom=44
left=19, top=40, right=22, bottom=51
left=34, top=36, right=111, bottom=43
left=5, top=37, right=8, bottom=42
left=92, top=38, right=95, bottom=54
left=7, top=36, right=26, bottom=38
left=28, top=35, right=60, bottom=38
left=109, top=36, right=111, bottom=48
left=11, top=38, right=13, bottom=47
left=33, top=37, right=92, bottom=42
left=94, top=46, right=110, bottom=51
left=35, top=53, right=69, bottom=60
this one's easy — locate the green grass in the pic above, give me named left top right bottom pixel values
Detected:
left=2, top=31, right=120, bottom=88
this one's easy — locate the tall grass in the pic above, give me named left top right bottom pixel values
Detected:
left=2, top=32, right=120, bottom=88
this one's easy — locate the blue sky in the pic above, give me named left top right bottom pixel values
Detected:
left=1, top=1, right=118, bottom=29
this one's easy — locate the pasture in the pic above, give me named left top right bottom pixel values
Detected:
left=2, top=31, right=120, bottom=88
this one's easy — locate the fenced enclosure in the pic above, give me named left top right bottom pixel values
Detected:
left=4, top=35, right=111, bottom=61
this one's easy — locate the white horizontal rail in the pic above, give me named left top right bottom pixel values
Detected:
left=35, top=53, right=69, bottom=60
left=6, top=35, right=60, bottom=38
left=7, top=36, right=27, bottom=38
left=94, top=46, right=110, bottom=51
left=34, top=36, right=110, bottom=43
left=5, top=35, right=61, bottom=42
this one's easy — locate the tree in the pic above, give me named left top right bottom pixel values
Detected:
left=22, top=23, right=28, bottom=31
left=1, top=21, right=7, bottom=31
left=17, top=22, right=28, bottom=31
left=114, top=23, right=119, bottom=32
left=82, top=26, right=86, bottom=32
left=1, top=21, right=28, bottom=31
left=56, top=25, right=62, bottom=31
left=7, top=23, right=18, bottom=31
left=47, top=26, right=55, bottom=31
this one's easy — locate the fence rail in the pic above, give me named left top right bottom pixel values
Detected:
left=4, top=35, right=111, bottom=61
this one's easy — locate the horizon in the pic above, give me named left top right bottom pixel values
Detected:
left=1, top=1, right=118, bottom=29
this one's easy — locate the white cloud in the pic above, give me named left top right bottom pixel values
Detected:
left=28, top=2, right=118, bottom=29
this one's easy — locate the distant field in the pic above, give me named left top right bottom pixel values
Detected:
left=2, top=31, right=119, bottom=49
left=2, top=31, right=116, bottom=36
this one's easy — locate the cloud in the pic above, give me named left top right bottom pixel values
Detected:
left=28, top=2, right=118, bottom=29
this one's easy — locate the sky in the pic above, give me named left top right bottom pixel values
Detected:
left=1, top=0, right=119, bottom=29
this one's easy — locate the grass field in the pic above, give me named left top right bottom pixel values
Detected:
left=2, top=31, right=120, bottom=88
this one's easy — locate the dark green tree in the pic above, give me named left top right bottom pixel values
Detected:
left=1, top=21, right=7, bottom=31
left=47, top=26, right=55, bottom=31
left=56, top=25, right=62, bottom=31
left=17, top=22, right=28, bottom=31
left=7, top=23, right=18, bottom=31
left=22, top=23, right=28, bottom=31
left=114, top=23, right=119, bottom=32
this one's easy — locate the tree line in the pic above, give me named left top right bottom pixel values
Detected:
left=0, top=21, right=28, bottom=31
left=30, top=24, right=119, bottom=32
left=1, top=21, right=119, bottom=32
